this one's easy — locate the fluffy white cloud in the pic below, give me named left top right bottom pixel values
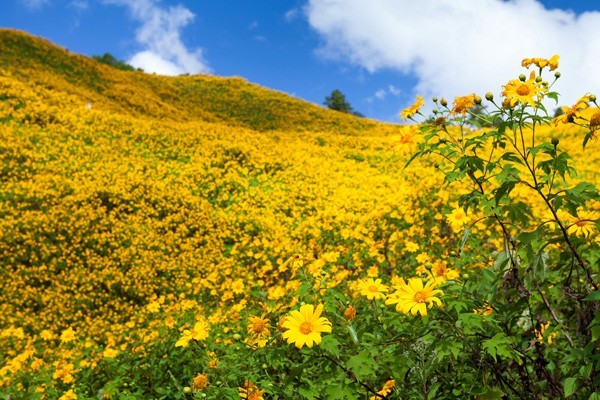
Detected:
left=104, top=0, right=210, bottom=75
left=305, top=0, right=600, bottom=113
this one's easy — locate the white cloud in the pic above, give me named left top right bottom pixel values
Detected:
left=305, top=0, right=600, bottom=114
left=104, top=0, right=210, bottom=75
left=21, top=0, right=50, bottom=9
left=366, top=84, right=401, bottom=103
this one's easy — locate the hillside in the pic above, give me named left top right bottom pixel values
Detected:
left=1, top=29, right=598, bottom=400
left=0, top=28, right=387, bottom=133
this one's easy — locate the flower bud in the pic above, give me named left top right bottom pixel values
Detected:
left=551, top=137, right=559, bottom=146
left=440, top=98, right=448, bottom=107
left=535, top=76, right=543, bottom=83
left=232, top=333, right=241, bottom=341
left=485, top=92, right=494, bottom=101
left=183, top=387, right=192, bottom=394
left=590, top=94, right=597, bottom=102
left=432, top=97, right=438, bottom=102
left=519, top=74, right=526, bottom=82
left=474, top=95, right=482, bottom=105
left=554, top=71, right=561, bottom=79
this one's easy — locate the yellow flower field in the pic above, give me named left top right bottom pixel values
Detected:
left=0, top=29, right=598, bottom=399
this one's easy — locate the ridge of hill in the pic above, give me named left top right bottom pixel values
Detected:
left=0, top=28, right=387, bottom=133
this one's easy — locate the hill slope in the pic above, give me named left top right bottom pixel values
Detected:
left=0, top=28, right=387, bottom=133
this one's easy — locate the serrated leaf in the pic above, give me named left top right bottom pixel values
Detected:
left=320, top=335, right=340, bottom=357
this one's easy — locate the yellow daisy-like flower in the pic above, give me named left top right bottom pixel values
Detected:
left=554, top=94, right=590, bottom=126
left=568, top=209, right=599, bottom=237
left=238, top=380, right=265, bottom=400
left=450, top=93, right=476, bottom=115
left=247, top=315, right=270, bottom=337
left=417, top=260, right=460, bottom=283
left=400, top=95, right=424, bottom=121
left=446, top=207, right=470, bottom=232
left=60, top=327, right=76, bottom=344
left=58, top=389, right=77, bottom=400
left=358, top=278, right=388, bottom=300
left=501, top=72, right=547, bottom=108
left=175, top=319, right=210, bottom=347
left=385, top=278, right=443, bottom=316
left=282, top=304, right=332, bottom=349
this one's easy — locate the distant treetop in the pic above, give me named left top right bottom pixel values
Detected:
left=92, top=53, right=140, bottom=72
left=324, top=89, right=363, bottom=117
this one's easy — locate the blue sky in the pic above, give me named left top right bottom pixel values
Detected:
left=1, top=0, right=600, bottom=122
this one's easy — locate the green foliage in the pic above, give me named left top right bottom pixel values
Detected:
left=92, top=53, right=139, bottom=72
left=324, top=89, right=354, bottom=114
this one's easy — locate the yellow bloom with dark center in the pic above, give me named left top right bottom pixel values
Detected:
left=238, top=380, right=265, bottom=400
left=247, top=315, right=270, bottom=337
left=385, top=278, right=443, bottom=316
left=568, top=209, right=599, bottom=237
left=589, top=109, right=600, bottom=135
left=400, top=95, right=424, bottom=121
left=502, top=73, right=547, bottom=108
left=282, top=304, right=332, bottom=349
left=555, top=94, right=590, bottom=126
left=358, top=278, right=388, bottom=300
left=450, top=94, right=476, bottom=115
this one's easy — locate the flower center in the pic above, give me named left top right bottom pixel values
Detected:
left=368, top=285, right=379, bottom=292
left=590, top=112, right=600, bottom=132
left=252, top=320, right=266, bottom=334
left=413, top=291, right=428, bottom=303
left=576, top=220, right=588, bottom=227
left=517, top=84, right=531, bottom=96
left=299, top=322, right=313, bottom=334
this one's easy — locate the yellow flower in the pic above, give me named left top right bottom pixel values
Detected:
left=554, top=94, right=590, bottom=126
left=450, top=94, right=476, bottom=115
left=344, top=305, right=357, bottom=321
left=358, top=278, right=388, bottom=300
left=370, top=380, right=395, bottom=400
left=501, top=72, right=547, bottom=108
left=400, top=95, right=424, bottom=121
left=247, top=315, right=270, bottom=337
left=535, top=322, right=558, bottom=345
left=175, top=319, right=210, bottom=347
left=590, top=109, right=600, bottom=136
left=385, top=278, right=443, bottom=316
left=446, top=207, right=470, bottom=232
left=473, top=302, right=494, bottom=316
left=60, top=327, right=76, bottom=344
left=146, top=301, right=160, bottom=313
left=193, top=373, right=209, bottom=391
left=282, top=304, right=332, bottom=349
left=238, top=380, right=265, bottom=400
left=521, top=54, right=559, bottom=71
left=58, top=389, right=77, bottom=400
left=568, top=209, right=598, bottom=237
left=102, top=347, right=119, bottom=358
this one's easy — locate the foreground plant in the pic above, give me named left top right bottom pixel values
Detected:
left=405, top=54, right=600, bottom=398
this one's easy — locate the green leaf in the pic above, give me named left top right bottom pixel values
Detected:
left=457, top=313, right=485, bottom=335
left=347, top=350, right=377, bottom=380
left=482, top=333, right=514, bottom=362
left=320, top=335, right=340, bottom=357
left=298, top=386, right=317, bottom=399
left=583, top=290, right=600, bottom=301
left=477, top=387, right=505, bottom=400
left=579, top=363, right=593, bottom=379
left=564, top=377, right=579, bottom=397
left=589, top=392, right=600, bottom=400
